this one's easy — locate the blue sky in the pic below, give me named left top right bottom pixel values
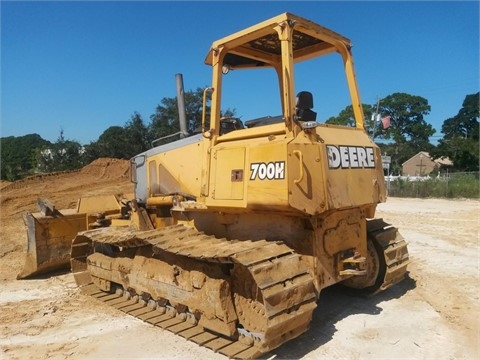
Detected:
left=2, top=1, right=479, bottom=145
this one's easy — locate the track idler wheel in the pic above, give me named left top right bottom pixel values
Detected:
left=342, top=219, right=409, bottom=294
left=341, top=239, right=386, bottom=293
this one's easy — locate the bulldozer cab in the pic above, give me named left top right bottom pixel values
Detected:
left=204, top=12, right=365, bottom=141
left=127, top=12, right=386, bottom=218
left=194, top=12, right=385, bottom=215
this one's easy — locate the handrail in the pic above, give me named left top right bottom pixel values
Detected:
left=202, top=87, right=214, bottom=134
left=129, top=154, right=145, bottom=184
left=293, top=150, right=304, bottom=184
left=151, top=132, right=182, bottom=148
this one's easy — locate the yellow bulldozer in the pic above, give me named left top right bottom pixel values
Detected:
left=18, top=12, right=409, bottom=359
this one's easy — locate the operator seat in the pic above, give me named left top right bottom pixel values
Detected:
left=295, top=91, right=317, bottom=122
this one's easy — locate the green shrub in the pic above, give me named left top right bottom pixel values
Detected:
left=387, top=174, right=479, bottom=198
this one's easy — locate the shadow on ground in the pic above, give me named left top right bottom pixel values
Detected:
left=263, top=273, right=417, bottom=359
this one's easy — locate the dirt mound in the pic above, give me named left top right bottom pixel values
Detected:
left=1, top=158, right=129, bottom=194
left=0, top=158, right=132, bottom=217
left=1, top=170, right=81, bottom=192
left=80, top=158, right=129, bottom=179
left=0, top=180, right=12, bottom=189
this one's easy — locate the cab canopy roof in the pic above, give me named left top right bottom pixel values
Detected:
left=204, top=12, right=352, bottom=70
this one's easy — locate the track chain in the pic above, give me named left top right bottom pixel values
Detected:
left=73, top=224, right=317, bottom=359
left=367, top=218, right=410, bottom=293
left=81, top=283, right=262, bottom=359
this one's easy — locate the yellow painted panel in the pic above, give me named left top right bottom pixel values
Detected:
left=287, top=143, right=326, bottom=215
left=316, top=125, right=386, bottom=210
left=146, top=141, right=205, bottom=197
left=247, top=141, right=289, bottom=210
left=211, top=147, right=245, bottom=200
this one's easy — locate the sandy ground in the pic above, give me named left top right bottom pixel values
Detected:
left=0, top=159, right=479, bottom=359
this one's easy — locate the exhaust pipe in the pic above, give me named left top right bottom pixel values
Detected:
left=175, top=73, right=189, bottom=138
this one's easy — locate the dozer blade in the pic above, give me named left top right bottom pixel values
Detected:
left=17, top=196, right=127, bottom=279
left=17, top=209, right=88, bottom=279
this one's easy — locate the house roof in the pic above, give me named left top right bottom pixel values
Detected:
left=402, top=152, right=432, bottom=166
left=434, top=156, right=453, bottom=166
left=401, top=151, right=453, bottom=167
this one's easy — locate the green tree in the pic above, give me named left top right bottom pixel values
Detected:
left=149, top=97, right=181, bottom=146
left=82, top=140, right=103, bottom=164
left=434, top=93, right=479, bottom=172
left=149, top=87, right=206, bottom=144
left=149, top=87, right=235, bottom=146
left=0, top=134, right=51, bottom=180
left=377, top=92, right=434, bottom=145
left=83, top=113, right=150, bottom=162
left=124, top=112, right=151, bottom=154
left=326, top=104, right=375, bottom=132
left=441, top=92, right=479, bottom=141
left=84, top=126, right=130, bottom=160
left=36, top=130, right=86, bottom=173
left=374, top=93, right=435, bottom=173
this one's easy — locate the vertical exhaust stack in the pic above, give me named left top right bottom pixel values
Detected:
left=175, top=73, right=190, bottom=138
